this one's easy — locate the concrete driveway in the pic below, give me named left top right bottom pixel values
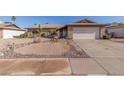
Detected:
left=70, top=40, right=124, bottom=75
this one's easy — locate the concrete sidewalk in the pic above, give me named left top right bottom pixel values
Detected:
left=69, top=58, right=107, bottom=75
left=0, top=57, right=124, bottom=75
left=0, top=58, right=72, bottom=75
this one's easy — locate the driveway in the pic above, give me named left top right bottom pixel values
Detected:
left=74, top=40, right=124, bottom=57
left=70, top=40, right=124, bottom=75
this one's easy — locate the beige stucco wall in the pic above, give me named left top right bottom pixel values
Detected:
left=67, top=26, right=100, bottom=39
left=100, top=27, right=106, bottom=38
left=67, top=27, right=73, bottom=39
left=0, top=30, right=3, bottom=38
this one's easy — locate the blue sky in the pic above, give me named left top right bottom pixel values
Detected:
left=1, top=16, right=124, bottom=28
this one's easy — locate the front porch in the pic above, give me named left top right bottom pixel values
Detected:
left=57, top=26, right=69, bottom=39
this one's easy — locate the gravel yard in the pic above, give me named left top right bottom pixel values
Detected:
left=15, top=40, right=70, bottom=55
left=0, top=38, right=89, bottom=58
left=0, top=38, right=33, bottom=49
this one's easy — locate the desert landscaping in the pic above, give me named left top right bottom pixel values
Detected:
left=0, top=38, right=88, bottom=75
left=1, top=17, right=124, bottom=75
left=0, top=38, right=88, bottom=59
left=1, top=37, right=124, bottom=75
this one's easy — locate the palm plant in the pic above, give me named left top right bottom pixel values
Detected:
left=11, top=16, right=16, bottom=23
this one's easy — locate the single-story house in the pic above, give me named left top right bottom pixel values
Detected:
left=0, top=22, right=25, bottom=39
left=106, top=23, right=124, bottom=38
left=26, top=24, right=64, bottom=37
left=26, top=19, right=108, bottom=39
left=58, top=19, right=107, bottom=39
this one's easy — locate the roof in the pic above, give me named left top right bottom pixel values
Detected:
left=73, top=19, right=96, bottom=23
left=0, top=23, right=25, bottom=31
left=58, top=23, right=107, bottom=30
left=27, top=19, right=108, bottom=31
left=59, top=23, right=108, bottom=29
left=106, top=25, right=124, bottom=29
left=106, top=23, right=124, bottom=29
left=67, top=23, right=107, bottom=26
left=27, top=24, right=65, bottom=29
left=57, top=19, right=107, bottom=29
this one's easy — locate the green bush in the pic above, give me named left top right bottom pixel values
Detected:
left=20, top=32, right=28, bottom=38
left=41, top=33, right=47, bottom=37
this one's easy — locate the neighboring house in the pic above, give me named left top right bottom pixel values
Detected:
left=0, top=22, right=25, bottom=39
left=58, top=19, right=107, bottom=39
left=106, top=23, right=124, bottom=38
left=26, top=24, right=64, bottom=37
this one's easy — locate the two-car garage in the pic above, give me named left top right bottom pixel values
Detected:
left=72, top=27, right=100, bottom=39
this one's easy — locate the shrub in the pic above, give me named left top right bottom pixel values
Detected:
left=41, top=33, right=47, bottom=37
left=41, top=33, right=45, bottom=37
left=20, top=32, right=28, bottom=38
left=102, top=35, right=110, bottom=39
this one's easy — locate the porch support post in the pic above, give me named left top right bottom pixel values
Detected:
left=99, top=27, right=102, bottom=39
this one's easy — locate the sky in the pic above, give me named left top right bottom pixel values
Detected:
left=1, top=16, right=124, bottom=28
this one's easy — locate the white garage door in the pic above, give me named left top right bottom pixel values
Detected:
left=3, top=30, right=25, bottom=39
left=72, top=27, right=99, bottom=39
left=73, top=32, right=96, bottom=39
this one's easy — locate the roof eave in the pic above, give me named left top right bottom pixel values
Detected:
left=0, top=28, right=26, bottom=31
left=67, top=24, right=108, bottom=27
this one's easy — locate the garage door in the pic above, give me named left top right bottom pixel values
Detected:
left=73, top=32, right=96, bottom=39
